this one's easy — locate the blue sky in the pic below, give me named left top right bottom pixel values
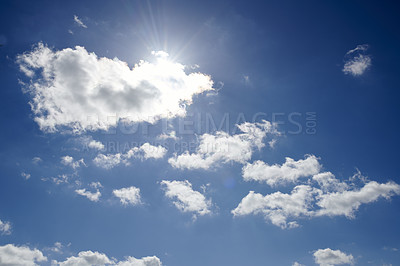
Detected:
left=1, top=0, right=400, bottom=265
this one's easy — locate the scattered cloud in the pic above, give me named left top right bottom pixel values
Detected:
left=292, top=262, right=305, bottom=266
left=32, top=157, right=42, bottom=164
left=343, top=44, right=371, bottom=76
left=0, top=244, right=47, bottom=266
left=242, top=155, right=321, bottom=186
left=161, top=180, right=213, bottom=219
left=21, top=172, right=31, bottom=180
left=75, top=188, right=101, bottom=202
left=93, top=143, right=167, bottom=169
left=73, top=15, right=87, bottom=28
left=313, top=248, right=354, bottom=266
left=168, top=120, right=278, bottom=170
left=61, top=156, right=86, bottom=169
left=88, top=140, right=105, bottom=151
left=113, top=186, right=142, bottom=206
left=17, top=43, right=214, bottom=133
left=0, top=219, right=11, bottom=235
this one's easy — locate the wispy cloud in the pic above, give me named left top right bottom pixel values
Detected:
left=343, top=44, right=371, bottom=76
left=73, top=15, right=87, bottom=28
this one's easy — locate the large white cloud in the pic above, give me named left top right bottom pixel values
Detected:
left=0, top=219, right=11, bottom=235
left=113, top=186, right=142, bottom=206
left=161, top=180, right=212, bottom=218
left=316, top=181, right=400, bottom=218
left=343, top=44, right=371, bottom=76
left=232, top=168, right=400, bottom=228
left=232, top=185, right=316, bottom=229
left=313, top=248, right=354, bottom=266
left=17, top=43, right=214, bottom=133
left=93, top=143, right=167, bottom=169
left=242, top=155, right=321, bottom=186
left=168, top=120, right=278, bottom=170
left=0, top=244, right=47, bottom=266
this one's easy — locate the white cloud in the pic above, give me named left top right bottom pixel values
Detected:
left=0, top=244, right=47, bottom=266
left=168, top=120, right=278, bottom=170
left=161, top=180, right=212, bottom=218
left=90, top=182, right=103, bottom=189
left=75, top=189, right=101, bottom=202
left=343, top=44, right=371, bottom=76
left=32, top=157, right=42, bottom=164
left=232, top=179, right=400, bottom=228
left=116, top=256, right=162, bottom=266
left=21, top=172, right=31, bottom=180
left=232, top=185, right=316, bottom=229
left=157, top=131, right=178, bottom=141
left=88, top=140, right=105, bottom=151
left=316, top=181, right=400, bottom=218
left=312, top=172, right=348, bottom=192
left=313, top=248, right=354, bottom=266
left=58, top=250, right=112, bottom=266
left=242, top=155, right=321, bottom=186
left=292, top=262, right=305, bottom=266
left=17, top=43, right=214, bottom=133
left=61, top=156, right=85, bottom=169
left=93, top=143, right=167, bottom=169
left=73, top=15, right=87, bottom=28
left=0, top=219, right=11, bottom=235
left=113, top=186, right=142, bottom=206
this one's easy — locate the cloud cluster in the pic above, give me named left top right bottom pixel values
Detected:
left=17, top=43, right=214, bottom=133
left=0, top=244, right=47, bottom=266
left=168, top=120, right=278, bottom=170
left=233, top=155, right=400, bottom=228
left=343, top=44, right=371, bottom=76
left=0, top=219, right=11, bottom=235
left=161, top=180, right=212, bottom=218
left=113, top=186, right=142, bottom=206
left=61, top=156, right=86, bottom=169
left=313, top=248, right=354, bottom=266
left=93, top=143, right=167, bottom=169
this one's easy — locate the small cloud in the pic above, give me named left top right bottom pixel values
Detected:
left=32, top=157, right=42, bottom=164
left=61, top=156, right=85, bottom=169
left=21, top=172, right=31, bottom=180
left=68, top=29, right=74, bottom=35
left=75, top=188, right=101, bottom=202
left=0, top=219, right=11, bottom=235
left=73, top=15, right=87, bottom=28
left=113, top=186, right=142, bottom=206
left=343, top=44, right=371, bottom=76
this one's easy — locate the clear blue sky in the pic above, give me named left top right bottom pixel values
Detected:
left=1, top=0, right=400, bottom=265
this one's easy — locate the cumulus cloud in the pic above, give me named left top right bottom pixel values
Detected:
left=17, top=43, right=214, bottom=133
left=57, top=250, right=162, bottom=266
left=61, top=156, right=85, bottom=169
left=233, top=164, right=400, bottom=228
left=73, top=15, right=87, bottom=28
left=232, top=185, right=316, bottom=229
left=161, top=180, right=212, bottom=218
left=93, top=143, right=167, bottom=169
left=343, top=44, right=371, bottom=76
left=0, top=219, right=11, bottom=235
left=168, top=120, right=278, bottom=170
left=313, top=248, right=354, bottom=266
left=75, top=188, right=101, bottom=202
left=0, top=244, right=47, bottom=266
left=242, top=155, right=321, bottom=186
left=113, top=186, right=142, bottom=206
left=88, top=140, right=105, bottom=151
left=316, top=181, right=400, bottom=218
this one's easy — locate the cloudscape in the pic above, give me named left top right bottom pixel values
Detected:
left=1, top=0, right=400, bottom=265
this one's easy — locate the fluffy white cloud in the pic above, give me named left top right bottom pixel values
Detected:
left=73, top=15, right=87, bottom=28
left=57, top=250, right=162, bottom=266
left=116, top=256, right=162, bottom=266
left=232, top=185, right=316, bottom=229
left=313, top=248, right=354, bottom=266
left=75, top=189, right=101, bottom=202
left=0, top=244, right=47, bottom=266
left=0, top=219, right=11, bottom=235
left=113, top=186, right=142, bottom=206
left=58, top=250, right=112, bottom=266
left=88, top=140, right=105, bottom=151
left=161, top=180, right=212, bottom=218
left=61, top=156, right=85, bottom=169
left=242, top=155, right=321, bottom=186
left=316, top=181, right=400, bottom=218
left=343, top=44, right=371, bottom=76
left=312, top=172, right=348, bottom=192
left=17, top=43, right=214, bottom=133
left=168, top=120, right=278, bottom=170
left=93, top=143, right=167, bottom=169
